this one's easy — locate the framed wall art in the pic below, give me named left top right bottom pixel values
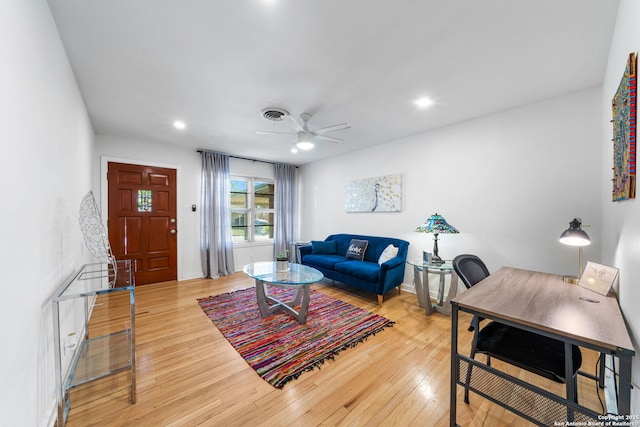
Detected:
left=612, top=52, right=637, bottom=202
left=345, top=173, right=402, bottom=212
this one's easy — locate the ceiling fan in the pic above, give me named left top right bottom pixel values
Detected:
left=257, top=111, right=350, bottom=152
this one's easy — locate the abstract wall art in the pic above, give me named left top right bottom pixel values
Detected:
left=612, top=52, right=637, bottom=202
left=345, top=173, right=402, bottom=212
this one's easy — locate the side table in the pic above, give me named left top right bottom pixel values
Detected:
left=407, top=260, right=459, bottom=315
left=292, top=241, right=311, bottom=263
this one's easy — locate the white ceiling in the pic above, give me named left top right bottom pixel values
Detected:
left=47, top=0, right=620, bottom=165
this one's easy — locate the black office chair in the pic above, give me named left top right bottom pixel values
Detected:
left=451, top=254, right=489, bottom=331
left=452, top=254, right=582, bottom=404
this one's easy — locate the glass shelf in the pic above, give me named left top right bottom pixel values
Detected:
left=68, top=330, right=134, bottom=388
left=53, top=260, right=136, bottom=426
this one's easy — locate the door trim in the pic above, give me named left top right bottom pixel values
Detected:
left=100, top=155, right=182, bottom=280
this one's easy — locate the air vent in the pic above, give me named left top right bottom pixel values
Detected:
left=261, top=107, right=289, bottom=121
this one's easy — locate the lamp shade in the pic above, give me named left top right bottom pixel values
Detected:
left=559, top=218, right=591, bottom=247
left=416, top=213, right=459, bottom=234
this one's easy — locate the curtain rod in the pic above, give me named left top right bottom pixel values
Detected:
left=196, top=149, right=298, bottom=168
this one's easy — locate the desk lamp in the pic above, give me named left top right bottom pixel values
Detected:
left=559, top=218, right=591, bottom=283
left=416, top=213, right=459, bottom=265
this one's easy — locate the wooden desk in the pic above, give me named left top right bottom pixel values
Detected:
left=450, top=267, right=635, bottom=426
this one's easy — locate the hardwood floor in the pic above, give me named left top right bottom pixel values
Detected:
left=65, top=273, right=605, bottom=426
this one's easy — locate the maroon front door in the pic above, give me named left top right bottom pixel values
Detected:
left=108, top=162, right=177, bottom=285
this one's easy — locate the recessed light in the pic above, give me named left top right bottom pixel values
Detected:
left=173, top=120, right=186, bottom=130
left=414, top=97, right=434, bottom=109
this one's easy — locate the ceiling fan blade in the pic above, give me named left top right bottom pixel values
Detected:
left=316, top=135, right=342, bottom=143
left=312, top=123, right=350, bottom=134
left=256, top=131, right=297, bottom=135
left=288, top=114, right=306, bottom=132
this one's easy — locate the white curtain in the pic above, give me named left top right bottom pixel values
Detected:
left=200, top=151, right=235, bottom=278
left=274, top=163, right=297, bottom=260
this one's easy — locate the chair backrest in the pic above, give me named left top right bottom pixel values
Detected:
left=452, top=254, right=490, bottom=289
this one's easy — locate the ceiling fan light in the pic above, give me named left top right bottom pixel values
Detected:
left=296, top=141, right=314, bottom=150
left=414, top=97, right=434, bottom=109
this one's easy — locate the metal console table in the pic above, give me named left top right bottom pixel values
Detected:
left=52, top=259, right=136, bottom=426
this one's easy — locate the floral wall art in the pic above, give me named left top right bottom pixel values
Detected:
left=345, top=173, right=402, bottom=212
left=612, top=52, right=637, bottom=201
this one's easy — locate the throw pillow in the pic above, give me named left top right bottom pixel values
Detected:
left=378, top=244, right=399, bottom=265
left=345, top=239, right=368, bottom=260
left=311, top=240, right=337, bottom=254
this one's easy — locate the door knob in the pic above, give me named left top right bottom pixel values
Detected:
left=169, top=229, right=177, bottom=234
left=170, top=218, right=176, bottom=224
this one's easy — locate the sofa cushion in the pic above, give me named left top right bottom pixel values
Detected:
left=311, top=240, right=337, bottom=254
left=378, top=244, right=399, bottom=265
left=303, top=254, right=347, bottom=270
left=345, top=239, right=368, bottom=260
left=334, top=260, right=380, bottom=283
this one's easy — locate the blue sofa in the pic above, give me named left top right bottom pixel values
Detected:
left=299, top=234, right=409, bottom=306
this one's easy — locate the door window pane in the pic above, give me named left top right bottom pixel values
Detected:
left=137, top=190, right=152, bottom=212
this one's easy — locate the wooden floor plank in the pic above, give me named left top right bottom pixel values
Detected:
left=64, top=274, right=606, bottom=426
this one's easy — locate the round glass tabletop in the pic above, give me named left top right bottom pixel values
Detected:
left=243, top=261, right=324, bottom=285
left=406, top=259, right=454, bottom=271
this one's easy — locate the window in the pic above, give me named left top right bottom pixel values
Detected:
left=231, top=177, right=275, bottom=243
left=137, top=189, right=152, bottom=212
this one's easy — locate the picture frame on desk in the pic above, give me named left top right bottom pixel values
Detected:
left=423, top=251, right=431, bottom=265
left=578, top=261, right=619, bottom=296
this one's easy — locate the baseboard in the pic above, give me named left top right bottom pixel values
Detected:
left=179, top=272, right=206, bottom=281
left=48, top=400, right=60, bottom=427
left=402, top=282, right=416, bottom=294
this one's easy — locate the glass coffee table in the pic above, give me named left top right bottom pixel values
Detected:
left=243, top=261, right=324, bottom=324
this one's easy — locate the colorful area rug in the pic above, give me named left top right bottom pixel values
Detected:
left=197, top=287, right=394, bottom=389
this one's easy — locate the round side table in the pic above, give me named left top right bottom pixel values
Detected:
left=406, top=260, right=459, bottom=315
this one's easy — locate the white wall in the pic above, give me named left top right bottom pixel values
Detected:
left=601, top=0, right=640, bottom=413
left=95, top=134, right=203, bottom=280
left=300, top=87, right=603, bottom=291
left=94, top=135, right=277, bottom=278
left=0, top=1, right=95, bottom=425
